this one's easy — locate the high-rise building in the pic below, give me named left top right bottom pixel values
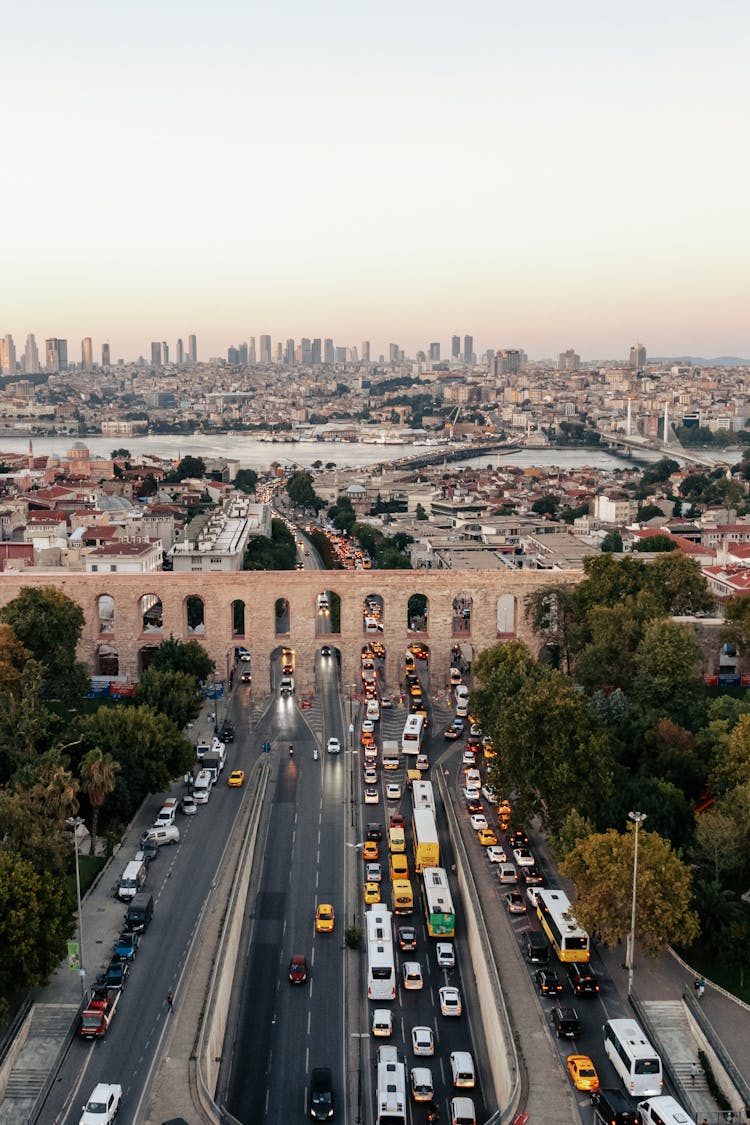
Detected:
left=335, top=347, right=347, bottom=364
left=1, top=334, right=16, bottom=376
left=188, top=334, right=197, bottom=362
left=25, top=334, right=40, bottom=374
left=558, top=348, right=581, bottom=371
left=162, top=341, right=169, bottom=365
left=311, top=338, right=322, bottom=364
left=285, top=338, right=296, bottom=365
left=496, top=349, right=521, bottom=375
left=388, top=343, right=399, bottom=362
left=301, top=338, right=312, bottom=364
left=248, top=336, right=256, bottom=363
left=630, top=342, right=646, bottom=368
left=81, top=337, right=93, bottom=369
left=238, top=342, right=248, bottom=364
left=45, top=338, right=67, bottom=372
left=176, top=338, right=184, bottom=365
left=151, top=342, right=162, bottom=366
left=324, top=338, right=334, bottom=364
left=259, top=335, right=272, bottom=364
left=451, top=335, right=461, bottom=359
left=429, top=342, right=440, bottom=362
left=361, top=340, right=371, bottom=363
left=463, top=335, right=473, bottom=363
left=227, top=346, right=240, bottom=365
left=101, top=342, right=111, bottom=367
left=274, top=341, right=283, bottom=363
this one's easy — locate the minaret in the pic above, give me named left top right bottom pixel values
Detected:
left=663, top=402, right=669, bottom=444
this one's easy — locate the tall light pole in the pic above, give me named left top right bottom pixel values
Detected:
left=72, top=816, right=87, bottom=998
left=627, top=811, right=647, bottom=998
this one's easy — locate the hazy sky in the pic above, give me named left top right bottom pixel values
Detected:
left=3, top=0, right=748, bottom=361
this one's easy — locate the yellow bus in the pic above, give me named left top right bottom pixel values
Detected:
left=412, top=808, right=439, bottom=873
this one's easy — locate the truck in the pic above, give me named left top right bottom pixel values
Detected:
left=78, top=985, right=121, bottom=1039
left=382, top=740, right=400, bottom=770
left=201, top=752, right=222, bottom=782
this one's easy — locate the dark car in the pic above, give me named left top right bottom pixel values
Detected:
left=509, top=829, right=529, bottom=848
left=114, top=931, right=140, bottom=961
left=551, top=1005, right=581, bottom=1039
left=141, top=839, right=158, bottom=863
left=219, top=722, right=235, bottom=743
left=320, top=645, right=333, bottom=657
left=240, top=670, right=252, bottom=683
left=289, top=954, right=308, bottom=984
left=534, top=968, right=563, bottom=996
left=444, top=725, right=461, bottom=741
left=521, top=931, right=549, bottom=964
left=366, top=822, right=383, bottom=842
left=567, top=961, right=600, bottom=996
left=309, top=1066, right=334, bottom=1120
left=397, top=926, right=417, bottom=952
left=590, top=1089, right=641, bottom=1125
left=104, top=957, right=130, bottom=989
left=521, top=866, right=544, bottom=886
left=467, top=799, right=484, bottom=814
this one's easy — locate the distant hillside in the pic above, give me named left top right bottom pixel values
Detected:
left=652, top=356, right=750, bottom=366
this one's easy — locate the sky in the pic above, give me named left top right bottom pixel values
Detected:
left=2, top=0, right=749, bottom=362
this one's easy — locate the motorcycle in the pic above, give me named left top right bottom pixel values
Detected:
left=288, top=744, right=294, bottom=757
left=313, top=748, right=319, bottom=761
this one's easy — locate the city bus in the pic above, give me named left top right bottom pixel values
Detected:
left=401, top=713, right=425, bottom=756
left=422, top=866, right=455, bottom=938
left=535, top=889, right=590, bottom=962
left=603, top=1019, right=663, bottom=1097
left=391, top=878, right=413, bottom=915
left=411, top=780, right=436, bottom=815
left=412, top=808, right=440, bottom=873
left=376, top=1045, right=407, bottom=1125
left=366, top=905, right=396, bottom=1001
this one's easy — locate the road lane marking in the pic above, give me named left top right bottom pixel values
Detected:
left=307, top=1011, right=311, bottom=1035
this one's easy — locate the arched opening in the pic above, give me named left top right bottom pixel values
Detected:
left=450, top=641, right=472, bottom=678
left=407, top=593, right=428, bottom=633
left=140, top=593, right=163, bottom=633
left=316, top=643, right=342, bottom=694
left=496, top=594, right=517, bottom=635
left=231, top=599, right=246, bottom=637
left=316, top=589, right=341, bottom=636
left=97, top=594, right=114, bottom=634
left=96, top=643, right=119, bottom=676
left=139, top=645, right=159, bottom=674
left=452, top=593, right=473, bottom=635
left=363, top=593, right=384, bottom=636
left=186, top=595, right=205, bottom=634
left=538, top=642, right=559, bottom=669
left=275, top=597, right=290, bottom=637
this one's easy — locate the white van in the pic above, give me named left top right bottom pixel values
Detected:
left=364, top=616, right=379, bottom=634
left=372, top=1009, right=393, bottom=1037
left=450, top=1096, right=476, bottom=1125
left=193, top=769, right=213, bottom=804
left=117, top=859, right=147, bottom=901
left=450, top=1051, right=475, bottom=1089
left=141, top=824, right=180, bottom=847
left=366, top=699, right=381, bottom=721
left=637, top=1096, right=696, bottom=1125
left=280, top=675, right=294, bottom=696
left=455, top=684, right=469, bottom=705
left=318, top=593, right=330, bottom=610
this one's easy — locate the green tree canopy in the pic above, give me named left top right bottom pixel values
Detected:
left=243, top=518, right=297, bottom=570
left=601, top=530, right=623, bottom=553
left=0, top=847, right=73, bottom=1000
left=286, top=470, right=323, bottom=510
left=135, top=668, right=203, bottom=731
left=79, top=747, right=119, bottom=856
left=148, top=637, right=214, bottom=682
left=561, top=826, right=699, bottom=954
left=0, top=587, right=88, bottom=703
left=0, top=622, right=30, bottom=697
left=164, top=454, right=206, bottom=482
left=631, top=618, right=705, bottom=728
left=234, top=468, right=259, bottom=494
left=633, top=534, right=678, bottom=553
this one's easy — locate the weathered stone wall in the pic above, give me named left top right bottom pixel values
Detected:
left=0, top=570, right=581, bottom=692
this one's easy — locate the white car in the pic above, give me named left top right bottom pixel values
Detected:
left=327, top=737, right=341, bottom=755
left=364, top=787, right=379, bottom=804
left=366, top=862, right=382, bottom=883
left=79, top=1084, right=122, bottom=1125
left=372, top=1008, right=393, bottom=1037
left=411, top=1025, right=435, bottom=1056
left=486, top=845, right=507, bottom=863
left=463, top=787, right=480, bottom=802
left=386, top=782, right=402, bottom=801
left=402, top=961, right=423, bottom=990
left=470, top=723, right=482, bottom=736
left=436, top=942, right=455, bottom=969
left=362, top=719, right=375, bottom=734
left=439, top=985, right=462, bottom=1017
left=469, top=814, right=488, bottom=831
left=466, top=769, right=481, bottom=788
left=527, top=886, right=542, bottom=907
left=513, top=846, right=535, bottom=867
left=410, top=1066, right=434, bottom=1102
left=416, top=754, right=429, bottom=771
left=363, top=767, right=378, bottom=785
left=181, top=795, right=197, bottom=816
left=462, top=751, right=476, bottom=766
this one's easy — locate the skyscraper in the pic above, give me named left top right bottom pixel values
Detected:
left=151, top=342, right=162, bottom=366
left=259, top=335, right=272, bottom=363
left=45, top=338, right=67, bottom=372
left=81, top=337, right=93, bottom=369
left=558, top=348, right=581, bottom=371
left=629, top=342, right=646, bottom=368
left=285, top=339, right=295, bottom=365
left=176, top=338, right=184, bottom=365
left=451, top=335, right=461, bottom=359
left=324, top=338, right=334, bottom=364
left=463, top=335, right=473, bottom=363
left=25, top=334, right=40, bottom=374
left=188, top=334, right=197, bottom=363
left=274, top=342, right=283, bottom=363
left=248, top=336, right=256, bottom=363
left=301, top=338, right=312, bottom=364
left=429, top=342, right=440, bottom=362
left=162, top=341, right=169, bottom=364
left=1, top=334, right=16, bottom=376
left=311, top=338, right=322, bottom=364
left=361, top=340, right=371, bottom=363
left=101, top=342, right=111, bottom=367
left=389, top=343, right=399, bottom=362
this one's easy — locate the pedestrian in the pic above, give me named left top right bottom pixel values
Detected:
left=698, top=977, right=706, bottom=999
left=694, top=977, right=702, bottom=997
left=167, top=992, right=174, bottom=1013
left=690, top=1061, right=699, bottom=1084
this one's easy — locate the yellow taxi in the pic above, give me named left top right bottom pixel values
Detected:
left=315, top=904, right=335, bottom=933
left=227, top=770, right=245, bottom=787
left=363, top=841, right=379, bottom=861
left=566, top=1055, right=600, bottom=1092
left=477, top=828, right=498, bottom=847
left=364, top=882, right=381, bottom=905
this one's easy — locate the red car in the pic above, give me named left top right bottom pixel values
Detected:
left=389, top=811, right=405, bottom=828
left=288, top=954, right=308, bottom=984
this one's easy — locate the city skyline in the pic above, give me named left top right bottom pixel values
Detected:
left=3, top=1, right=748, bottom=360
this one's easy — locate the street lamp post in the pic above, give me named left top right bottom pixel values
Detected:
left=72, top=816, right=87, bottom=998
left=627, top=811, right=647, bottom=998
left=349, top=683, right=356, bottom=748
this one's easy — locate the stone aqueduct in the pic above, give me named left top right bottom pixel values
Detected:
left=0, top=570, right=578, bottom=694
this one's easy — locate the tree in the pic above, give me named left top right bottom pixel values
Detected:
left=286, top=470, right=323, bottom=510
left=646, top=553, right=714, bottom=616
left=601, top=776, right=695, bottom=852
left=573, top=597, right=657, bottom=693
left=0, top=847, right=73, bottom=999
left=164, top=454, right=206, bottom=482
left=601, top=530, right=623, bottom=553
left=135, top=668, right=203, bottom=730
left=329, top=496, right=356, bottom=533
left=148, top=637, right=214, bottom=683
left=110, top=448, right=131, bottom=459
left=415, top=503, right=428, bottom=521
left=0, top=587, right=88, bottom=703
left=631, top=619, right=705, bottom=727
left=0, top=623, right=30, bottom=697
left=633, top=534, right=677, bottom=553
left=693, top=808, right=745, bottom=882
left=234, top=468, right=258, bottom=494
left=243, top=518, right=297, bottom=570
left=709, top=713, right=750, bottom=793
left=560, top=827, right=699, bottom=954
left=137, top=472, right=158, bottom=498
left=531, top=495, right=558, bottom=517
left=79, top=748, right=119, bottom=856
left=0, top=661, right=61, bottom=784
left=642, top=719, right=707, bottom=800
left=721, top=594, right=750, bottom=652
left=691, top=880, right=747, bottom=950
left=524, top=585, right=580, bottom=674
left=636, top=504, right=666, bottom=522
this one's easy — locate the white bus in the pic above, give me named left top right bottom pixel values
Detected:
left=422, top=866, right=456, bottom=938
left=411, top=780, right=436, bottom=815
left=535, top=888, right=590, bottom=962
left=603, top=1018, right=663, bottom=1097
left=401, top=713, right=425, bottom=756
left=367, top=905, right=396, bottom=1001
left=376, top=1045, right=407, bottom=1125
